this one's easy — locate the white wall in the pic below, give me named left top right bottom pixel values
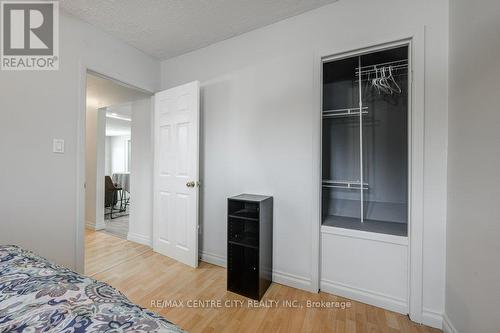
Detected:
left=0, top=10, right=159, bottom=270
left=105, top=136, right=111, bottom=176
left=85, top=107, right=106, bottom=230
left=85, top=107, right=98, bottom=226
left=109, top=135, right=131, bottom=174
left=128, top=98, right=154, bottom=246
left=445, top=0, right=500, bottom=332
left=160, top=0, right=448, bottom=325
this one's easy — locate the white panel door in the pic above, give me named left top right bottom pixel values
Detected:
left=153, top=81, right=199, bottom=268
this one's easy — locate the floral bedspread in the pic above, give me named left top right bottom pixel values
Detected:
left=0, top=245, right=185, bottom=332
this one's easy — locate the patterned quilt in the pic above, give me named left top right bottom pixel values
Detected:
left=0, top=245, right=185, bottom=332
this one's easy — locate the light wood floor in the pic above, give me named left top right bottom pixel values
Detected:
left=85, top=229, right=149, bottom=276
left=85, top=230, right=441, bottom=333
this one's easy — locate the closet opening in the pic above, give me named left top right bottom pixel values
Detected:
left=321, top=45, right=409, bottom=237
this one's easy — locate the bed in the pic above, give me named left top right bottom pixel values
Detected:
left=0, top=245, right=185, bottom=332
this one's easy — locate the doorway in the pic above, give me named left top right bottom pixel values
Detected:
left=84, top=71, right=153, bottom=276
left=103, top=104, right=132, bottom=237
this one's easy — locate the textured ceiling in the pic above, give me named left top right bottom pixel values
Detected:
left=61, top=0, right=338, bottom=59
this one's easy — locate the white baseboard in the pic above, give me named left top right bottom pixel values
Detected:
left=422, top=308, right=443, bottom=329
left=320, top=279, right=408, bottom=315
left=85, top=220, right=105, bottom=231
left=127, top=232, right=152, bottom=247
left=200, top=251, right=226, bottom=267
left=272, top=270, right=313, bottom=292
left=442, top=314, right=458, bottom=333
left=199, top=252, right=313, bottom=292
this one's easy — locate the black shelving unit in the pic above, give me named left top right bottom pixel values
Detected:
left=227, top=194, right=273, bottom=300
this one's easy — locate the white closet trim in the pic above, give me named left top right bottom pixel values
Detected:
left=312, top=28, right=427, bottom=324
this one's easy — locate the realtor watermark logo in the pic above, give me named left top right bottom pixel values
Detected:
left=1, top=1, right=59, bottom=70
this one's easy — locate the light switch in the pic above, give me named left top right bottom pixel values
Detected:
left=53, top=139, right=65, bottom=154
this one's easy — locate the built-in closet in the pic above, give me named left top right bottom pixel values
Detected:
left=322, top=45, right=408, bottom=236
left=320, top=43, right=411, bottom=314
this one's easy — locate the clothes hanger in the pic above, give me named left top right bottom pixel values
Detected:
left=371, top=66, right=381, bottom=94
left=378, top=67, right=392, bottom=94
left=387, top=66, right=402, bottom=94
left=364, top=67, right=372, bottom=99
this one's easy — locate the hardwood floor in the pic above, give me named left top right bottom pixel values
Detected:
left=85, top=230, right=441, bottom=333
left=103, top=213, right=129, bottom=239
left=85, top=229, right=149, bottom=276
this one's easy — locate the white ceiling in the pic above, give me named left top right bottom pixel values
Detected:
left=106, top=116, right=131, bottom=137
left=105, top=104, right=132, bottom=137
left=86, top=73, right=150, bottom=109
left=61, top=0, right=338, bottom=60
left=86, top=73, right=149, bottom=136
left=107, top=103, right=132, bottom=117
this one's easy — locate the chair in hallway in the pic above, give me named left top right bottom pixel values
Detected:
left=104, top=176, right=121, bottom=219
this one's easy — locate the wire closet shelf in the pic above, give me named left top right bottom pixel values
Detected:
left=322, top=179, right=369, bottom=190
left=355, top=59, right=408, bottom=78
left=322, top=106, right=368, bottom=118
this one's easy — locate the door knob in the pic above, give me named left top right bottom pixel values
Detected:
left=186, top=181, right=195, bottom=188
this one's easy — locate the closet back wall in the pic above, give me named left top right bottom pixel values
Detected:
left=161, top=0, right=449, bottom=323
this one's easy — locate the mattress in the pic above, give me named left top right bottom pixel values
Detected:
left=0, top=245, right=184, bottom=332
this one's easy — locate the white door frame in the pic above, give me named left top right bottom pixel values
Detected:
left=311, top=28, right=426, bottom=323
left=75, top=63, right=155, bottom=274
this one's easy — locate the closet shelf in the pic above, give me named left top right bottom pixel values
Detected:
left=228, top=240, right=259, bottom=249
left=228, top=208, right=259, bottom=221
left=355, top=59, right=408, bottom=77
left=322, top=107, right=368, bottom=118
left=322, top=179, right=369, bottom=190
